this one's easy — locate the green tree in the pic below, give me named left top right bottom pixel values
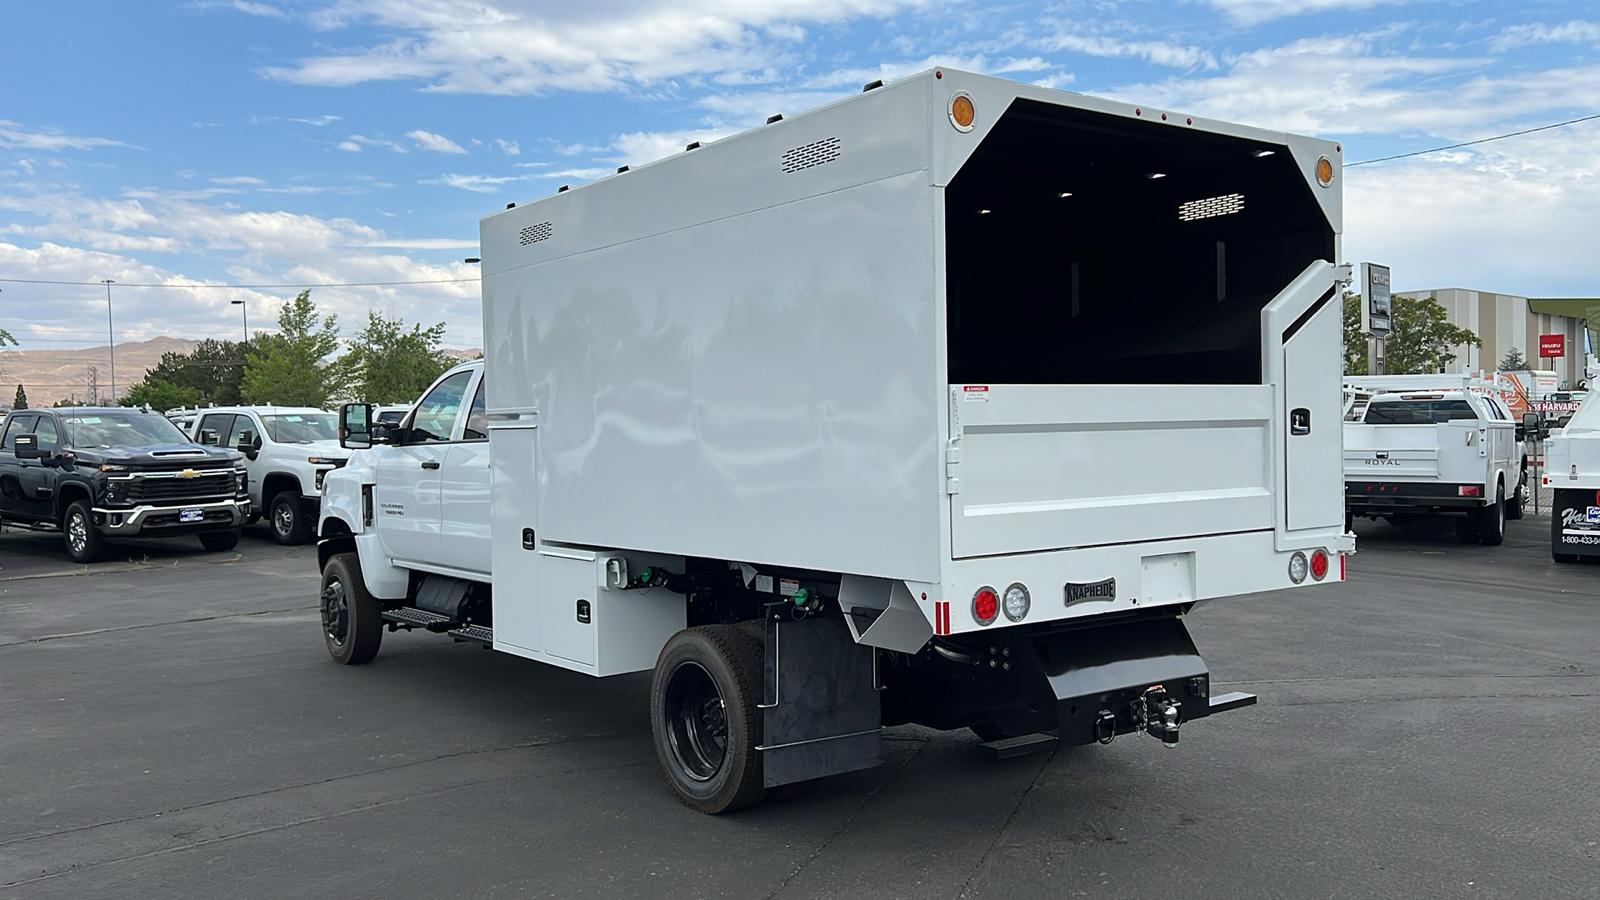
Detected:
left=343, top=310, right=452, bottom=404
left=1342, top=292, right=1481, bottom=375
left=121, top=338, right=249, bottom=408
left=12, top=384, right=26, bottom=409
left=121, top=380, right=201, bottom=411
left=52, top=398, right=88, bottom=407
left=241, top=290, right=346, bottom=406
left=1498, top=346, right=1528, bottom=372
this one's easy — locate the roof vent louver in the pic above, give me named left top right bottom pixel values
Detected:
left=518, top=222, right=553, bottom=245
left=781, top=136, right=841, bottom=174
left=1178, top=193, right=1245, bottom=222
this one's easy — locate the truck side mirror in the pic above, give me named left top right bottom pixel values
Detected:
left=200, top=429, right=220, bottom=446
left=341, top=403, right=375, bottom=450
left=12, top=434, right=41, bottom=460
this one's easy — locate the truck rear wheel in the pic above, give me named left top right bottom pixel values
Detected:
left=63, top=499, right=106, bottom=563
left=270, top=491, right=312, bottom=545
left=321, top=552, right=382, bottom=665
left=650, top=625, right=767, bottom=814
left=1477, top=484, right=1506, bottom=546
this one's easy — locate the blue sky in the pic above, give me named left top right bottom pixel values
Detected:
left=2, top=0, right=1599, bottom=353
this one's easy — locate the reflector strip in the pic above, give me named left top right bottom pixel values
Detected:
left=934, top=601, right=951, bottom=635
left=1339, top=554, right=1346, bottom=581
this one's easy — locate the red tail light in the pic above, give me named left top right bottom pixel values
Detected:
left=972, top=587, right=999, bottom=626
left=1458, top=485, right=1481, bottom=497
left=1310, top=549, right=1329, bottom=581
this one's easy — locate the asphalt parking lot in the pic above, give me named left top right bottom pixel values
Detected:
left=1, top=517, right=1596, bottom=899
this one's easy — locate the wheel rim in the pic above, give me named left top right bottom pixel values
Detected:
left=67, top=512, right=88, bottom=554
left=321, top=577, right=350, bottom=646
left=274, top=503, right=295, bottom=536
left=663, top=661, right=728, bottom=782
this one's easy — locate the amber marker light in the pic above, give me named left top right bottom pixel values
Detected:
left=949, top=92, right=976, bottom=132
left=1316, top=156, right=1334, bottom=186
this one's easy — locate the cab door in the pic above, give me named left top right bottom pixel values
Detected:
left=440, top=371, right=492, bottom=576
left=0, top=414, right=39, bottom=521
left=15, top=416, right=60, bottom=520
left=375, top=369, right=473, bottom=566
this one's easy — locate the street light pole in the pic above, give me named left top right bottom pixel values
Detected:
left=231, top=299, right=248, bottom=344
left=102, top=279, right=116, bottom=403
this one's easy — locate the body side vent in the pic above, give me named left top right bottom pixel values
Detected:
left=518, top=222, right=553, bottom=245
left=1178, top=193, right=1244, bottom=222
left=781, top=137, right=841, bottom=174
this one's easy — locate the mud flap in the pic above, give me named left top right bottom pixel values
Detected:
left=759, top=612, right=882, bottom=788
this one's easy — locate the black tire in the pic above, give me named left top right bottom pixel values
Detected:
left=650, top=625, right=767, bottom=815
left=269, top=491, right=312, bottom=545
left=1477, top=484, right=1506, bottom=546
left=320, top=552, right=382, bottom=665
left=1454, top=516, right=1480, bottom=544
left=199, top=529, right=241, bottom=552
left=62, top=499, right=106, bottom=563
left=1506, top=476, right=1526, bottom=520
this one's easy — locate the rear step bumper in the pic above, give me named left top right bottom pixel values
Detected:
left=1036, top=617, right=1251, bottom=748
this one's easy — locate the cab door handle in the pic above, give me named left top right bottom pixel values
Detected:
left=420, top=460, right=441, bottom=470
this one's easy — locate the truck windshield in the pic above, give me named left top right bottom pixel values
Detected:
left=262, top=413, right=338, bottom=443
left=61, top=413, right=192, bottom=448
left=1363, top=400, right=1476, bottom=425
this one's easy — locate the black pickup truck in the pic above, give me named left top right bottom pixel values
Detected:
left=0, top=407, right=251, bottom=561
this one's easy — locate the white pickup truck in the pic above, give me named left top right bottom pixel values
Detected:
left=1541, top=391, right=1600, bottom=562
left=317, top=69, right=1353, bottom=814
left=1344, top=375, right=1527, bottom=544
left=189, top=406, right=349, bottom=544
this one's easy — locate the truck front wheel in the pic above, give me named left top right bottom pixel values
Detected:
left=1506, top=476, right=1526, bottom=520
left=650, top=625, right=767, bottom=814
left=269, top=491, right=312, bottom=545
left=321, top=552, right=382, bottom=664
left=1477, top=484, right=1506, bottom=546
left=62, top=499, right=106, bottom=563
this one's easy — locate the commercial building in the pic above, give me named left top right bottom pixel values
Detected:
left=1392, top=288, right=1594, bottom=386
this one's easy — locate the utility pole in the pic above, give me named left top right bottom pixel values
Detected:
left=231, top=299, right=249, bottom=344
left=102, top=279, right=116, bottom=402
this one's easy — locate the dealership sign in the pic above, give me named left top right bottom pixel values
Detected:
left=1539, top=334, right=1565, bottom=357
left=1360, top=262, right=1391, bottom=337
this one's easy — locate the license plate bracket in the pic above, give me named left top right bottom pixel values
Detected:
left=179, top=508, right=204, bottom=523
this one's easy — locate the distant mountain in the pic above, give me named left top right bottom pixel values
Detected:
left=1, top=337, right=199, bottom=408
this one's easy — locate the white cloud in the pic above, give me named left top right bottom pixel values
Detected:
left=0, top=120, right=134, bottom=151
left=1205, top=0, right=1423, bottom=26
left=407, top=129, right=468, bottom=153
left=421, top=173, right=524, bottom=192
left=288, top=114, right=343, bottom=126
left=495, top=138, right=520, bottom=155
left=1490, top=20, right=1600, bottom=52
left=361, top=238, right=480, bottom=249
left=610, top=128, right=735, bottom=166
left=340, top=133, right=407, bottom=152
left=232, top=1, right=288, bottom=17
left=1039, top=31, right=1217, bottom=70
left=262, top=0, right=936, bottom=95
left=210, top=175, right=266, bottom=185
left=335, top=140, right=362, bottom=151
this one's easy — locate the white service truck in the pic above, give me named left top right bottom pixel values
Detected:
left=1541, top=391, right=1600, bottom=563
left=189, top=406, right=348, bottom=544
left=317, top=69, right=1354, bottom=814
left=1343, top=375, right=1526, bottom=544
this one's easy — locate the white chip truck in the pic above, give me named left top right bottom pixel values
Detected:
left=317, top=69, right=1354, bottom=814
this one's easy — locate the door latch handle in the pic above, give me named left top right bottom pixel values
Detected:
left=1290, top=408, right=1311, bottom=436
left=420, top=459, right=441, bottom=470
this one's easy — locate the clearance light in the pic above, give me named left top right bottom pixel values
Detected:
left=1146, top=172, right=1167, bottom=180
left=1458, top=485, right=1482, bottom=497
left=1288, top=552, right=1309, bottom=584
left=972, top=586, right=999, bottom=626
left=1254, top=150, right=1275, bottom=158
left=949, top=92, right=976, bottom=132
left=1316, top=156, right=1334, bottom=186
left=1057, top=192, right=1073, bottom=198
left=1002, top=583, right=1031, bottom=622
left=1310, top=549, right=1329, bottom=581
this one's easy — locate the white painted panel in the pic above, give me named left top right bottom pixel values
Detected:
left=489, top=424, right=540, bottom=654
left=441, top=439, right=492, bottom=576
left=1283, top=293, right=1345, bottom=530
left=950, top=384, right=1274, bottom=558
left=540, top=551, right=597, bottom=669
left=485, top=171, right=942, bottom=582
left=374, top=445, right=447, bottom=563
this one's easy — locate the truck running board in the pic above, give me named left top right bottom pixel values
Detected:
left=381, top=607, right=455, bottom=631
left=448, top=624, right=494, bottom=645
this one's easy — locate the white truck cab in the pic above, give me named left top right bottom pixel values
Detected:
left=190, top=406, right=348, bottom=544
left=1344, top=375, right=1527, bottom=544
left=317, top=69, right=1352, bottom=815
left=1541, top=391, right=1600, bottom=562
